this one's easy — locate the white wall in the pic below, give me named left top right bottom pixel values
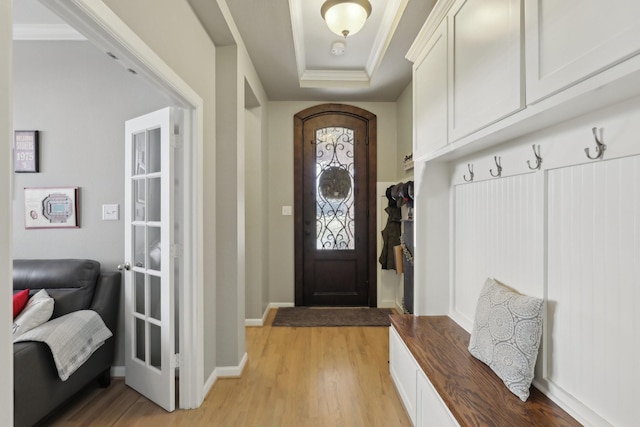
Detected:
left=12, top=40, right=169, bottom=367
left=267, top=101, right=398, bottom=305
left=393, top=82, right=414, bottom=310
left=1, top=1, right=14, bottom=423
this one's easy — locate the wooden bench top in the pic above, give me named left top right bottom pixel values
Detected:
left=390, top=315, right=581, bottom=427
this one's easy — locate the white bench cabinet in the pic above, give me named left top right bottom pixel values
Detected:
left=448, top=0, right=524, bottom=141
left=413, top=18, right=448, bottom=160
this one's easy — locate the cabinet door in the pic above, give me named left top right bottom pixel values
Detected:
left=416, top=370, right=460, bottom=427
left=389, top=327, right=417, bottom=426
left=448, top=0, right=524, bottom=141
left=526, top=0, right=640, bottom=104
left=414, top=19, right=448, bottom=160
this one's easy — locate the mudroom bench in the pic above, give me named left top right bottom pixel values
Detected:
left=389, top=315, right=581, bottom=427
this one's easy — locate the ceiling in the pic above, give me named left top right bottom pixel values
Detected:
left=14, top=0, right=437, bottom=102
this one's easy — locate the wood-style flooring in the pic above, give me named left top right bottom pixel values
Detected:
left=42, top=308, right=411, bottom=426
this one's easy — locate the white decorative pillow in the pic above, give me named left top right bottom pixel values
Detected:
left=468, top=278, right=544, bottom=402
left=13, top=289, right=54, bottom=339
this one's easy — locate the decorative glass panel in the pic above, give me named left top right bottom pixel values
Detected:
left=149, top=275, right=161, bottom=321
left=315, top=127, right=355, bottom=250
left=148, top=127, right=162, bottom=173
left=150, top=323, right=161, bottom=369
left=135, top=272, right=145, bottom=315
left=148, top=177, right=161, bottom=222
left=133, top=225, right=146, bottom=268
left=133, top=131, right=146, bottom=175
left=148, top=226, right=161, bottom=271
left=134, top=178, right=146, bottom=221
left=135, top=318, right=145, bottom=362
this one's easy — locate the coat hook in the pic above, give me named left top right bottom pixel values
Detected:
left=585, top=127, right=606, bottom=160
left=527, top=144, right=542, bottom=170
left=490, top=156, right=502, bottom=177
left=463, top=163, right=474, bottom=182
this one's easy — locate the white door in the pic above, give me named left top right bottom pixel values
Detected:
left=123, top=107, right=175, bottom=412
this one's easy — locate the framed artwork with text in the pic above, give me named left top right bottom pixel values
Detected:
left=14, top=130, right=39, bottom=173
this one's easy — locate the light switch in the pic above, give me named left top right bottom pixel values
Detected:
left=282, top=205, right=292, bottom=216
left=102, top=204, right=120, bottom=221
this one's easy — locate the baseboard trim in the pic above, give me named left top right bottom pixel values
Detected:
left=378, top=300, right=397, bottom=309
left=216, top=352, right=248, bottom=378
left=111, top=366, right=125, bottom=378
left=245, top=302, right=294, bottom=327
left=203, top=368, right=218, bottom=399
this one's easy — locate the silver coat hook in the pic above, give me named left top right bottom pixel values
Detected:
left=585, top=127, right=606, bottom=160
left=527, top=144, right=542, bottom=170
left=490, top=156, right=502, bottom=178
left=463, top=163, right=474, bottom=182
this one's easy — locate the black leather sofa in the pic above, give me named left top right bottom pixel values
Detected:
left=13, top=259, right=121, bottom=427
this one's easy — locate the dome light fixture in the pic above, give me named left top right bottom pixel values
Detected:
left=321, top=0, right=372, bottom=38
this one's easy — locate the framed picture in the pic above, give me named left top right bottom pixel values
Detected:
left=24, top=187, right=79, bottom=229
left=14, top=130, right=39, bottom=173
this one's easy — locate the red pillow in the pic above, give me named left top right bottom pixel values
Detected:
left=13, top=289, right=30, bottom=319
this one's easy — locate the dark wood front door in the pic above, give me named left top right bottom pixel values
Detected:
left=294, top=104, right=377, bottom=306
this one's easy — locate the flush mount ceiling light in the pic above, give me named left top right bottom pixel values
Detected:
left=321, top=0, right=372, bottom=38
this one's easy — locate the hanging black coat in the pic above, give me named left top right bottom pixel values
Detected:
left=379, top=203, right=402, bottom=270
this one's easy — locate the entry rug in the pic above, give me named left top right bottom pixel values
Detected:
left=272, top=307, right=393, bottom=327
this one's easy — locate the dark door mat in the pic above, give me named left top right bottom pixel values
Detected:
left=272, top=307, right=393, bottom=327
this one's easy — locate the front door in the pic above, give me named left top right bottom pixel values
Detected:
left=294, top=104, right=377, bottom=306
left=123, top=107, right=176, bottom=412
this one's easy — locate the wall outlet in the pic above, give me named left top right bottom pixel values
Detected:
left=282, top=205, right=292, bottom=216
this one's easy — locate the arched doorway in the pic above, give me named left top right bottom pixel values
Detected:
left=294, top=104, right=377, bottom=306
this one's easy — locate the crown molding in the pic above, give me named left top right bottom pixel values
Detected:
left=405, top=0, right=454, bottom=63
left=13, top=24, right=86, bottom=41
left=288, top=0, right=306, bottom=80
left=365, top=0, right=408, bottom=77
left=300, top=69, right=370, bottom=88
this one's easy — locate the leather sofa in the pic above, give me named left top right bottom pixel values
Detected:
left=13, top=259, right=121, bottom=427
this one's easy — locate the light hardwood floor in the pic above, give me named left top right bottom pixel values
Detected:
left=43, top=309, right=411, bottom=426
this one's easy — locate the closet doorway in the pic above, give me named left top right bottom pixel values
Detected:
left=294, top=104, right=377, bottom=306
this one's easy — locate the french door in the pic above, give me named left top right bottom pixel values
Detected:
left=123, top=107, right=175, bottom=412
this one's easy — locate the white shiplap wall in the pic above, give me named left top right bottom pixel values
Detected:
left=420, top=91, right=640, bottom=427
left=451, top=153, right=640, bottom=426
left=543, top=156, right=640, bottom=427
left=452, top=173, right=544, bottom=330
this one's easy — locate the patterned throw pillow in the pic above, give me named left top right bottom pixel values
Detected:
left=468, top=278, right=544, bottom=401
left=13, top=289, right=54, bottom=339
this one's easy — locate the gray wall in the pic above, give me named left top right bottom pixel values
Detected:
left=12, top=40, right=169, bottom=366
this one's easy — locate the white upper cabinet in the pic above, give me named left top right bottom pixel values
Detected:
left=448, top=0, right=524, bottom=141
left=525, top=0, right=640, bottom=104
left=414, top=19, right=448, bottom=160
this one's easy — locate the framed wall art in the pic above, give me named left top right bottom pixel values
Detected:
left=14, top=130, right=39, bottom=173
left=24, top=187, right=79, bottom=229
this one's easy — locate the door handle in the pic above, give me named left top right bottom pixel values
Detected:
left=117, top=262, right=131, bottom=271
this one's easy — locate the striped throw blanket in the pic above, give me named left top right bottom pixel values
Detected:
left=14, top=310, right=113, bottom=381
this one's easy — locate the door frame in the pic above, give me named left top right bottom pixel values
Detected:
left=293, top=104, right=377, bottom=307
left=45, top=0, right=205, bottom=409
